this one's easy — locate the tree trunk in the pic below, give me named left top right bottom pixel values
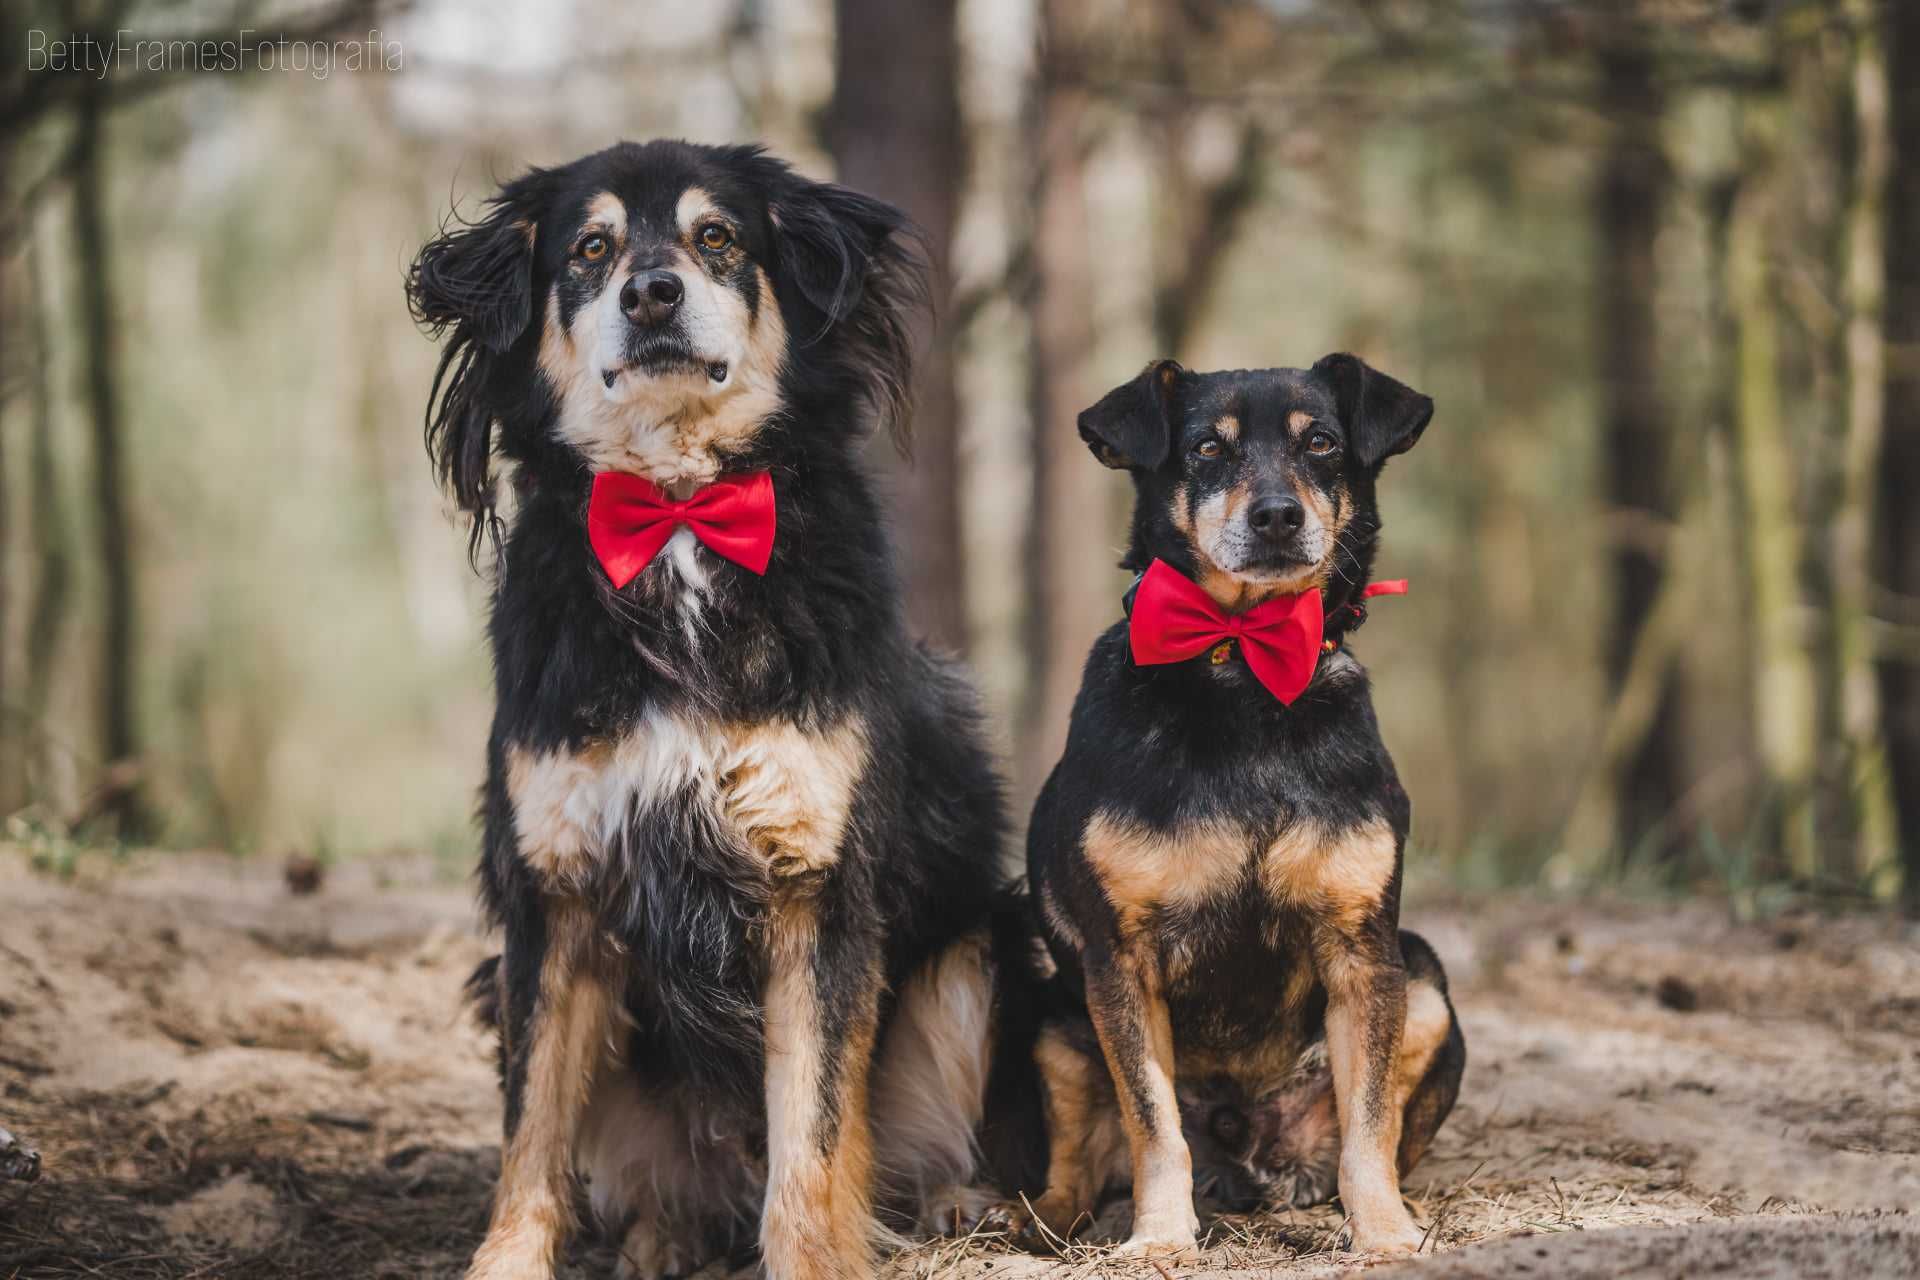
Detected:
left=830, top=0, right=970, bottom=654
left=21, top=231, right=72, bottom=815
left=1594, top=14, right=1686, bottom=861
left=0, top=178, right=11, bottom=813
left=1728, top=106, right=1818, bottom=880
left=1877, top=0, right=1920, bottom=910
left=1150, top=117, right=1264, bottom=357
left=73, top=92, right=144, bottom=838
left=1019, top=0, right=1109, bottom=791
left=1831, top=0, right=1897, bottom=888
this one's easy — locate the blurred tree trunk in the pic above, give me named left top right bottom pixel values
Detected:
left=1878, top=0, right=1920, bottom=910
left=0, top=178, right=11, bottom=810
left=24, top=237, right=70, bottom=807
left=1830, top=0, right=1895, bottom=886
left=1150, top=118, right=1262, bottom=357
left=73, top=93, right=144, bottom=838
left=1594, top=12, right=1686, bottom=859
left=830, top=0, right=969, bottom=654
left=1019, top=0, right=1107, bottom=789
left=1727, top=105, right=1817, bottom=879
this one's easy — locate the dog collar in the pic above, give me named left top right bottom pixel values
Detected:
left=1121, top=561, right=1406, bottom=703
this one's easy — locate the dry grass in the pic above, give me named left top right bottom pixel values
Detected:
left=4, top=856, right=1917, bottom=1278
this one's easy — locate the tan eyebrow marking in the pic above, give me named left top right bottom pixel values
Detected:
left=1215, top=415, right=1241, bottom=442
left=1287, top=410, right=1315, bottom=437
left=675, top=186, right=720, bottom=234
left=584, top=192, right=626, bottom=237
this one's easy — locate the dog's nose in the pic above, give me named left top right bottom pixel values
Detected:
left=1248, top=495, right=1306, bottom=539
left=620, top=270, right=684, bottom=326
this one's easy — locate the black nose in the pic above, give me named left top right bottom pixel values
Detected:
left=620, top=270, right=683, bottom=325
left=1248, top=495, right=1306, bottom=538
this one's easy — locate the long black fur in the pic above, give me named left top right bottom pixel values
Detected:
left=408, top=140, right=1005, bottom=1165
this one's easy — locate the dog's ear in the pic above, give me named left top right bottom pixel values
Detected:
left=1311, top=353, right=1433, bottom=467
left=1078, top=360, right=1187, bottom=470
left=406, top=169, right=553, bottom=560
left=408, top=170, right=548, bottom=354
left=766, top=168, right=928, bottom=450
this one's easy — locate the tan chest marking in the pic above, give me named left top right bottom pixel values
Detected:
left=713, top=718, right=868, bottom=878
left=1259, top=817, right=1398, bottom=932
left=1082, top=811, right=1249, bottom=939
left=505, top=714, right=869, bottom=891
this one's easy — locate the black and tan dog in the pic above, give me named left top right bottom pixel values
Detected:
left=1017, top=356, right=1466, bottom=1255
left=407, top=141, right=1011, bottom=1280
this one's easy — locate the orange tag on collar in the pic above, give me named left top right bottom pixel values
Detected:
left=1209, top=640, right=1235, bottom=665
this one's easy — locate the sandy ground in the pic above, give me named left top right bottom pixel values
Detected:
left=1, top=848, right=1916, bottom=1278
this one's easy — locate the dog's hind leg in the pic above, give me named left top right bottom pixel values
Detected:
left=467, top=900, right=616, bottom=1280
left=1018, top=1020, right=1121, bottom=1245
left=1392, top=931, right=1465, bottom=1176
left=761, top=896, right=884, bottom=1280
left=869, top=930, right=997, bottom=1235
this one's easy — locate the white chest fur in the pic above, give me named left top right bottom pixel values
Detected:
left=505, top=712, right=870, bottom=892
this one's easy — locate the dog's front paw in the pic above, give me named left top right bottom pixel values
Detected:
left=1345, top=1217, right=1427, bottom=1256
left=464, top=1238, right=554, bottom=1280
left=1117, top=1203, right=1199, bottom=1258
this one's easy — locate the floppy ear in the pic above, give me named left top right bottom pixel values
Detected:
left=767, top=170, right=928, bottom=449
left=1312, top=353, right=1433, bottom=467
left=1078, top=360, right=1186, bottom=470
left=406, top=169, right=551, bottom=557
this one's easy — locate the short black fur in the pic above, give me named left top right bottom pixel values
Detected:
left=1019, top=357, right=1464, bottom=1247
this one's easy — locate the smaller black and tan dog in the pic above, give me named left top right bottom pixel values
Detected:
left=1019, top=356, right=1465, bottom=1255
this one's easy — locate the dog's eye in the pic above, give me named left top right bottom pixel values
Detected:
left=698, top=223, right=733, bottom=252
left=1305, top=430, right=1337, bottom=456
left=1192, top=439, right=1223, bottom=460
left=577, top=234, right=608, bottom=262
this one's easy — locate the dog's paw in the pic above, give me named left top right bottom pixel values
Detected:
left=464, top=1244, right=552, bottom=1280
left=615, top=1219, right=710, bottom=1280
left=1113, top=1231, right=1199, bottom=1259
left=977, top=1193, right=1093, bottom=1254
left=917, top=1182, right=1005, bottom=1238
left=1115, top=1202, right=1199, bottom=1258
left=1344, top=1218, right=1428, bottom=1256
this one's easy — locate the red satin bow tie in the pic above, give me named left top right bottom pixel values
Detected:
left=1128, top=558, right=1407, bottom=705
left=586, top=470, right=776, bottom=588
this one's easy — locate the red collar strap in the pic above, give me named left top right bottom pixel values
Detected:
left=1127, top=559, right=1406, bottom=704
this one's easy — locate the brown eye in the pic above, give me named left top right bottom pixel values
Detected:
left=578, top=234, right=608, bottom=262
left=698, top=223, right=732, bottom=252
left=1193, top=439, right=1223, bottom=459
left=1305, top=430, right=1336, bottom=455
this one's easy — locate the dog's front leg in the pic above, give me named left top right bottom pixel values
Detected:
left=762, top=896, right=881, bottom=1280
left=1315, top=928, right=1423, bottom=1254
left=1083, top=948, right=1198, bottom=1254
left=467, top=899, right=614, bottom=1280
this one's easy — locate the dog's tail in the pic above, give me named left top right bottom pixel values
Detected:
left=465, top=953, right=503, bottom=1028
left=976, top=882, right=1065, bottom=1198
left=465, top=954, right=507, bottom=1087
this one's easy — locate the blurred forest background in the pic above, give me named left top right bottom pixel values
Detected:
left=2, top=0, right=1918, bottom=908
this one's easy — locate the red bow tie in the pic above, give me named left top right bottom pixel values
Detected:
left=586, top=471, right=776, bottom=588
left=1128, top=559, right=1406, bottom=704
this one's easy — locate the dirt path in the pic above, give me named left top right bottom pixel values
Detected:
left=1, top=850, right=1915, bottom=1278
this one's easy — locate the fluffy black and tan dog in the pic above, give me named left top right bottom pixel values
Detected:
left=1017, top=357, right=1466, bottom=1255
left=406, top=141, right=1010, bottom=1280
